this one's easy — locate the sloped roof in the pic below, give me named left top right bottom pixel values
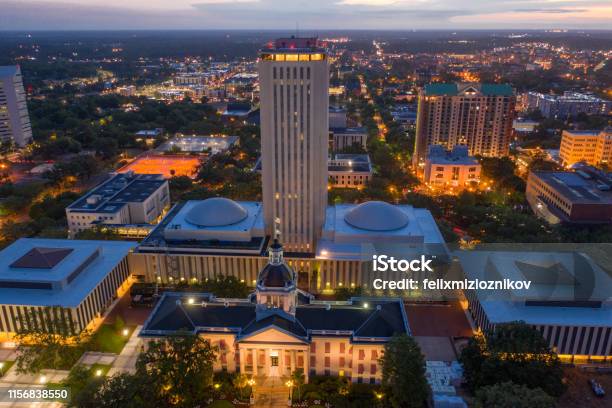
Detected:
left=242, top=312, right=308, bottom=339
left=423, top=83, right=513, bottom=97
left=10, top=248, right=73, bottom=269
left=142, top=294, right=409, bottom=342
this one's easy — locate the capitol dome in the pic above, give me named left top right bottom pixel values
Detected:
left=185, top=197, right=248, bottom=227
left=344, top=201, right=409, bottom=231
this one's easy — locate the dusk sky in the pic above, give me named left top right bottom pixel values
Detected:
left=1, top=0, right=611, bottom=30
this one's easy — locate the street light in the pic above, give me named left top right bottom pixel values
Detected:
left=285, top=380, right=294, bottom=405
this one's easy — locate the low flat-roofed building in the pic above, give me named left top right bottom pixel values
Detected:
left=66, top=172, right=170, bottom=238
left=526, top=166, right=612, bottom=224
left=221, top=103, right=252, bottom=119
left=559, top=129, right=612, bottom=168
left=331, top=127, right=368, bottom=152
left=158, top=135, right=239, bottom=154
left=457, top=250, right=612, bottom=361
left=329, top=106, right=347, bottom=129
left=0, top=238, right=136, bottom=337
left=140, top=241, right=410, bottom=383
left=328, top=154, right=372, bottom=188
left=423, top=145, right=480, bottom=190
left=527, top=91, right=612, bottom=119
left=512, top=119, right=539, bottom=133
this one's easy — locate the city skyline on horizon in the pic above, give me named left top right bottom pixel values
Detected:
left=1, top=0, right=612, bottom=31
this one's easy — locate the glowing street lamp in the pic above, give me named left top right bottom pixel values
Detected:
left=285, top=380, right=294, bottom=405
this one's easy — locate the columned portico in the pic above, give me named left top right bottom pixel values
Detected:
left=238, top=343, right=309, bottom=382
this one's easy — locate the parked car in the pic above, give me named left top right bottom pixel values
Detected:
left=588, top=379, right=605, bottom=397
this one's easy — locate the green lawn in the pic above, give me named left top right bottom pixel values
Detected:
left=86, top=324, right=135, bottom=354
left=0, top=360, right=14, bottom=377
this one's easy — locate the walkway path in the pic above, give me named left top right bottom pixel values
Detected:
left=107, top=325, right=143, bottom=376
left=253, top=376, right=291, bottom=408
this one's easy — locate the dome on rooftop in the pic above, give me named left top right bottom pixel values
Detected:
left=185, top=197, right=248, bottom=227
left=344, top=201, right=409, bottom=231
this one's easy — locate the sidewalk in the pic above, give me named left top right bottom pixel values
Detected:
left=107, top=325, right=143, bottom=376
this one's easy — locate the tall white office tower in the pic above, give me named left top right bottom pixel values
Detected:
left=259, top=37, right=329, bottom=253
left=0, top=66, right=33, bottom=147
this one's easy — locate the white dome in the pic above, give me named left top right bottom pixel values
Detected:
left=344, top=201, right=409, bottom=231
left=185, top=197, right=248, bottom=227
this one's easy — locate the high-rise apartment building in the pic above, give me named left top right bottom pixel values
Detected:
left=0, top=65, right=33, bottom=147
left=413, top=83, right=515, bottom=168
left=259, top=37, right=329, bottom=253
left=559, top=129, right=612, bottom=168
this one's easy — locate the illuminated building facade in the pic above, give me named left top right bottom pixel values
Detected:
left=423, top=145, right=480, bottom=190
left=259, top=37, right=329, bottom=253
left=413, top=83, right=515, bottom=168
left=141, top=241, right=410, bottom=383
left=0, top=65, right=32, bottom=147
left=559, top=129, right=612, bottom=168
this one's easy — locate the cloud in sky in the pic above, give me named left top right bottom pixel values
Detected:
left=0, top=0, right=611, bottom=30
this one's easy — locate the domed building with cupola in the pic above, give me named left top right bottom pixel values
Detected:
left=142, top=239, right=410, bottom=384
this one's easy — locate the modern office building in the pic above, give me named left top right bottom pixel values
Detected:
left=527, top=91, right=612, bottom=119
left=413, top=83, right=515, bottom=168
left=526, top=166, right=612, bottom=224
left=457, top=250, right=612, bottom=361
left=259, top=37, right=329, bottom=253
left=559, top=129, right=612, bottom=168
left=423, top=145, right=481, bottom=190
left=0, top=239, right=136, bottom=338
left=66, top=172, right=170, bottom=238
left=331, top=127, right=368, bottom=152
left=141, top=241, right=410, bottom=383
left=0, top=65, right=33, bottom=147
left=328, top=154, right=373, bottom=188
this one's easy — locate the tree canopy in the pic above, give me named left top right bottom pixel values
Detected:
left=460, top=322, right=566, bottom=398
left=380, top=334, right=429, bottom=408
